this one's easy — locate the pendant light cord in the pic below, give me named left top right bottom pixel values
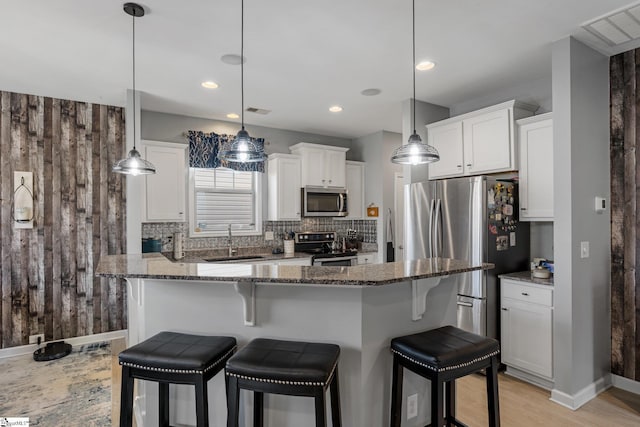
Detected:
left=241, top=0, right=245, bottom=131
left=132, top=10, right=137, bottom=150
left=412, top=0, right=416, bottom=135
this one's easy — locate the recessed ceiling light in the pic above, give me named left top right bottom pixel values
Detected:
left=201, top=81, right=219, bottom=89
left=220, top=54, right=246, bottom=65
left=329, top=105, right=343, bottom=113
left=416, top=61, right=436, bottom=71
left=361, top=88, right=381, bottom=96
left=226, top=113, right=240, bottom=119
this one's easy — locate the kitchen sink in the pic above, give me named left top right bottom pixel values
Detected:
left=203, top=255, right=265, bottom=262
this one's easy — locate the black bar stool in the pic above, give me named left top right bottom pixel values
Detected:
left=390, top=325, right=500, bottom=427
left=225, top=338, right=342, bottom=427
left=119, top=331, right=237, bottom=427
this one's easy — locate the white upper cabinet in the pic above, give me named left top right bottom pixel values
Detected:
left=426, top=121, right=464, bottom=178
left=289, top=143, right=348, bottom=188
left=427, top=100, right=536, bottom=180
left=344, top=161, right=365, bottom=219
left=142, top=140, right=186, bottom=222
left=267, top=154, right=301, bottom=221
left=517, top=113, right=553, bottom=221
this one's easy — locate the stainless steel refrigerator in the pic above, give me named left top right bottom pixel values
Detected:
left=404, top=176, right=530, bottom=340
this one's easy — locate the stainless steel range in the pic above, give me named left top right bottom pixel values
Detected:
left=294, top=231, right=358, bottom=266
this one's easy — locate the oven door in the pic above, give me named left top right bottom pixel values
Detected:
left=312, top=256, right=357, bottom=266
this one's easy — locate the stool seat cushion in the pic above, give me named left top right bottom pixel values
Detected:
left=226, top=338, right=340, bottom=386
left=119, top=331, right=237, bottom=374
left=391, top=325, right=499, bottom=372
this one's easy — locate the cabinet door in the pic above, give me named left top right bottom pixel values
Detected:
left=268, top=155, right=301, bottom=220
left=501, top=298, right=553, bottom=379
left=427, top=121, right=464, bottom=179
left=299, top=147, right=326, bottom=187
left=345, top=161, right=364, bottom=219
left=324, top=149, right=347, bottom=187
left=143, top=142, right=186, bottom=222
left=463, top=108, right=512, bottom=174
left=519, top=118, right=553, bottom=221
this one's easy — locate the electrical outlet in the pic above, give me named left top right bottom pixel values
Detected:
left=264, top=231, right=274, bottom=241
left=407, top=393, right=418, bottom=419
left=29, top=334, right=44, bottom=344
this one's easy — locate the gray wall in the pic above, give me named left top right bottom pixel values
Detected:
left=351, top=131, right=404, bottom=261
left=140, top=110, right=353, bottom=157
left=551, top=36, right=611, bottom=405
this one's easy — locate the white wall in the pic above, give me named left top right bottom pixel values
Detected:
left=551, top=36, right=611, bottom=407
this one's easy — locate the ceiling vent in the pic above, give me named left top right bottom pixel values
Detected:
left=583, top=4, right=640, bottom=47
left=246, top=107, right=271, bottom=115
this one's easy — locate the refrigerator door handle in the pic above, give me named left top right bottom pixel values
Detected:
left=457, top=301, right=474, bottom=307
left=428, top=199, right=435, bottom=258
left=434, top=198, right=442, bottom=259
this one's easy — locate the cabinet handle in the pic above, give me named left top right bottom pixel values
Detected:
left=466, top=164, right=472, bottom=167
left=456, top=165, right=462, bottom=168
left=501, top=307, right=508, bottom=311
left=521, top=292, right=529, bottom=296
left=520, top=208, right=527, bottom=210
left=179, top=212, right=183, bottom=214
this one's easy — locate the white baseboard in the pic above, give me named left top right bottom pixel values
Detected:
left=611, top=374, right=640, bottom=395
left=550, top=375, right=611, bottom=410
left=0, top=330, right=127, bottom=359
left=504, top=366, right=554, bottom=390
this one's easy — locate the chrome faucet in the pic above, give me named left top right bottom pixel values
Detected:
left=228, top=224, right=237, bottom=257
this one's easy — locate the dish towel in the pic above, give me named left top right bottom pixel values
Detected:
left=386, top=208, right=395, bottom=262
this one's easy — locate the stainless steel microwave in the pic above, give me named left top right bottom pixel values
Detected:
left=302, top=186, right=348, bottom=217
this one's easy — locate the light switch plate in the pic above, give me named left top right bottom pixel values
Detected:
left=580, top=241, right=589, bottom=258
left=510, top=232, right=516, bottom=246
left=264, top=231, right=274, bottom=241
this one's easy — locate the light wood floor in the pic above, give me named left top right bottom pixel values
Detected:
left=110, top=343, right=640, bottom=426
left=457, top=373, right=640, bottom=427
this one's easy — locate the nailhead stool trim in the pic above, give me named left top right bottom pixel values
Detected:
left=119, top=331, right=237, bottom=427
left=225, top=338, right=342, bottom=427
left=390, top=325, right=500, bottom=427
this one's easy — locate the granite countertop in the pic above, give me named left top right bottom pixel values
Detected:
left=96, top=253, right=494, bottom=287
left=499, top=270, right=554, bottom=286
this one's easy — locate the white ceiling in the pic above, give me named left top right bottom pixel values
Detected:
left=0, top=0, right=636, bottom=139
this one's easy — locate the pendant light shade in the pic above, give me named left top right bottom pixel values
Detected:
left=219, top=0, right=266, bottom=164
left=113, top=2, right=156, bottom=176
left=391, top=0, right=440, bottom=165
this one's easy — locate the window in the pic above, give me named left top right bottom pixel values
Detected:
left=188, top=168, right=262, bottom=237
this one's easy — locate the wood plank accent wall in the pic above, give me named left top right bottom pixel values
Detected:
left=610, top=50, right=640, bottom=380
left=0, top=91, right=127, bottom=349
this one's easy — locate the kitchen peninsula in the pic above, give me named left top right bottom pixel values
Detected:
left=97, top=253, right=492, bottom=427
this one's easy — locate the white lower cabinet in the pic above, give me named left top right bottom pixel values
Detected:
left=500, top=279, right=553, bottom=387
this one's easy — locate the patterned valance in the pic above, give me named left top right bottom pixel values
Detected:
left=187, top=130, right=265, bottom=172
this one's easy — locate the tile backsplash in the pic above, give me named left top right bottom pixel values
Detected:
left=142, top=218, right=378, bottom=253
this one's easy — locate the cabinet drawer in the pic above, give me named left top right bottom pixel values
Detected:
left=502, top=282, right=552, bottom=306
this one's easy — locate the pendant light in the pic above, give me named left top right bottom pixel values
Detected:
left=219, top=0, right=266, bottom=163
left=113, top=3, right=156, bottom=175
left=390, top=0, right=440, bottom=165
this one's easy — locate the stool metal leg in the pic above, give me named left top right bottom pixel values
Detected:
left=194, top=376, right=209, bottom=427
left=431, top=374, right=444, bottom=427
left=227, top=376, right=240, bottom=427
left=159, top=382, right=170, bottom=427
left=119, top=366, right=134, bottom=427
left=330, top=367, right=342, bottom=427
left=254, top=391, right=264, bottom=427
left=390, top=355, right=403, bottom=427
left=314, top=387, right=327, bottom=427
left=486, top=356, right=500, bottom=427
